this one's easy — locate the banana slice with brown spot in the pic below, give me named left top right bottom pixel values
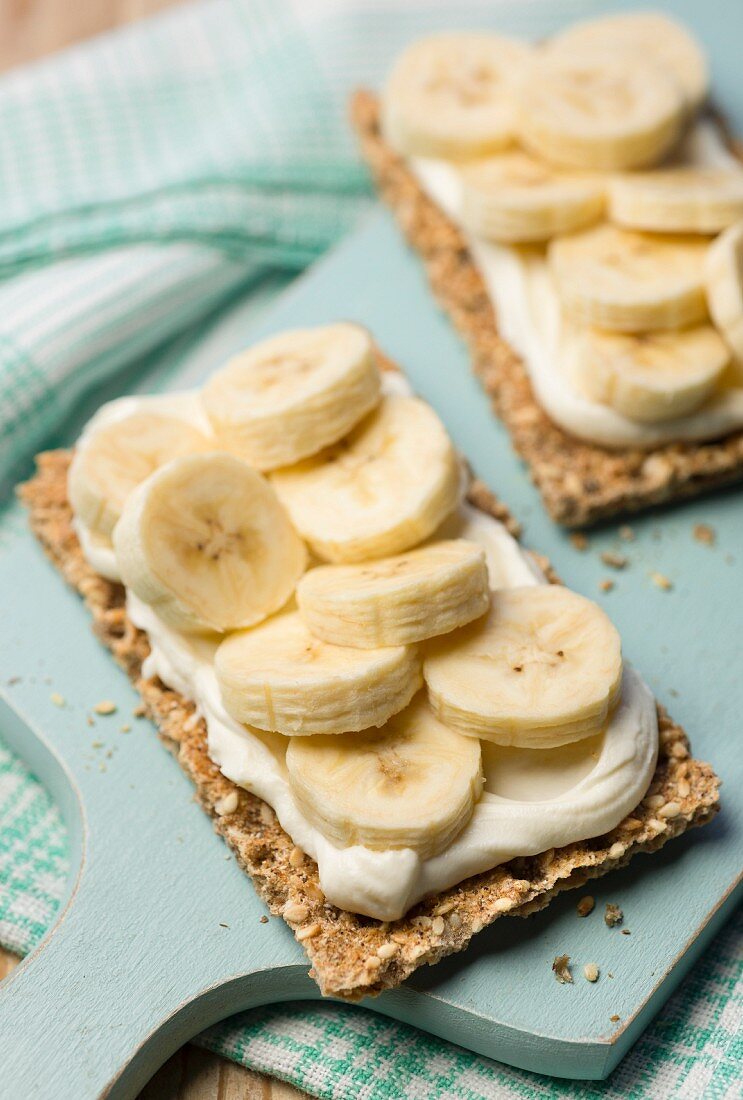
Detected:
left=285, top=694, right=483, bottom=859
left=424, top=585, right=622, bottom=748
left=215, top=609, right=421, bottom=736
left=113, top=452, right=306, bottom=634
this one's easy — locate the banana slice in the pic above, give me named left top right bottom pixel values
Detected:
left=460, top=151, right=605, bottom=243
left=382, top=32, right=534, bottom=159
left=285, top=695, right=483, bottom=859
left=547, top=11, right=708, bottom=111
left=705, top=221, right=743, bottom=378
left=568, top=325, right=729, bottom=423
left=215, top=609, right=421, bottom=736
left=515, top=51, right=685, bottom=171
left=609, top=167, right=743, bottom=235
left=271, top=395, right=461, bottom=563
left=424, top=585, right=622, bottom=748
left=297, top=540, right=489, bottom=649
left=69, top=412, right=212, bottom=538
left=113, top=452, right=306, bottom=634
left=201, top=323, right=381, bottom=471
left=548, top=224, right=709, bottom=332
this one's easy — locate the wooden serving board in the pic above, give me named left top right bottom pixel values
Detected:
left=0, top=207, right=741, bottom=1097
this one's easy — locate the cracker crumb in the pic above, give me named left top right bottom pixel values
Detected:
left=650, top=572, right=673, bottom=591
left=605, top=903, right=623, bottom=927
left=570, top=532, right=589, bottom=551
left=283, top=902, right=309, bottom=923
left=93, top=700, right=117, bottom=715
left=289, top=845, right=305, bottom=868
left=610, top=1014, right=621, bottom=1023
left=576, top=896, right=595, bottom=918
left=219, top=922, right=229, bottom=929
left=91, top=740, right=103, bottom=750
left=260, top=915, right=269, bottom=924
left=215, top=791, right=239, bottom=816
left=304, top=881, right=325, bottom=903
left=583, top=963, right=599, bottom=982
left=599, top=579, right=615, bottom=593
left=693, top=523, right=715, bottom=546
left=259, top=803, right=275, bottom=826
left=50, top=692, right=65, bottom=707
left=552, top=955, right=573, bottom=984
left=133, top=704, right=147, bottom=718
left=600, top=551, right=628, bottom=569
left=621, top=929, right=632, bottom=936
left=619, top=526, right=635, bottom=542
left=296, top=922, right=321, bottom=942
left=119, top=723, right=131, bottom=733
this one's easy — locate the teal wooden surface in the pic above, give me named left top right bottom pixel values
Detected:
left=1, top=0, right=742, bottom=1093
left=0, top=208, right=741, bottom=1096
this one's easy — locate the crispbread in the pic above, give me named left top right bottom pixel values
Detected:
left=19, top=441, right=719, bottom=1000
left=350, top=91, right=743, bottom=527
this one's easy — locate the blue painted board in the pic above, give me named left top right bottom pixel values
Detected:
left=0, top=209, right=740, bottom=1098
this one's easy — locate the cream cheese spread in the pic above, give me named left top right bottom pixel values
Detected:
left=409, top=120, right=743, bottom=450
left=74, top=382, right=659, bottom=921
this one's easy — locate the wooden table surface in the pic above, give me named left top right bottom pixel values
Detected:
left=0, top=1, right=309, bottom=1096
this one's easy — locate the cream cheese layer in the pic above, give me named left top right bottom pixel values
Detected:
left=410, top=120, right=743, bottom=450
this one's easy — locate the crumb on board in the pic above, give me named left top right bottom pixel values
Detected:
left=605, top=903, right=624, bottom=928
left=50, top=692, right=65, bottom=707
left=584, top=963, right=599, bottom=982
left=650, top=572, right=673, bottom=591
left=600, top=551, right=628, bottom=570
left=570, top=532, right=588, bottom=551
left=610, top=1014, right=621, bottom=1023
left=133, top=703, right=147, bottom=718
left=619, top=526, right=635, bottom=541
left=599, top=579, right=614, bottom=593
left=260, top=915, right=269, bottom=924
left=93, top=699, right=117, bottom=715
left=621, top=929, right=632, bottom=936
left=576, top=896, right=595, bottom=918
left=552, top=955, right=573, bottom=984
left=119, top=724, right=131, bottom=733
left=693, top=523, right=715, bottom=546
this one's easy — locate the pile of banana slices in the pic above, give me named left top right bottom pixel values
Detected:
left=69, top=322, right=626, bottom=862
left=382, top=12, right=743, bottom=426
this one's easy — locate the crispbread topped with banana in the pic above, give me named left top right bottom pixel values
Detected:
left=354, top=9, right=743, bottom=525
left=22, top=324, right=719, bottom=995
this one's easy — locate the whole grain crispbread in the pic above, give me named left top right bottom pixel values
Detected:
left=19, top=443, right=719, bottom=999
left=350, top=91, right=743, bottom=528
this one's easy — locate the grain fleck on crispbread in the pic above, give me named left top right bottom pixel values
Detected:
left=18, top=446, right=720, bottom=1000
left=350, top=91, right=743, bottom=527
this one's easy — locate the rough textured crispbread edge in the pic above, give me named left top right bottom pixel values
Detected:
left=19, top=446, right=719, bottom=1000
left=350, top=91, right=743, bottom=528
